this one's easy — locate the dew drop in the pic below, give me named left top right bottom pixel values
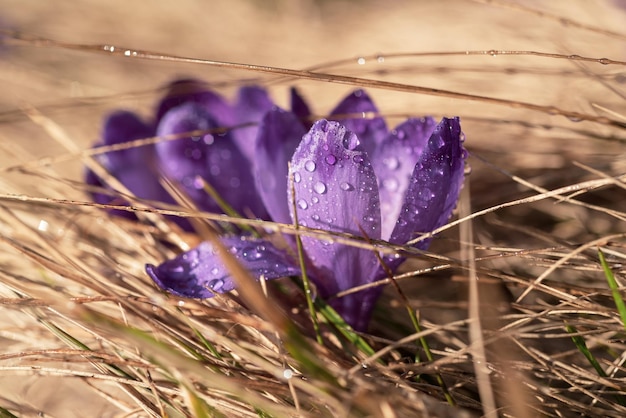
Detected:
left=305, top=160, right=316, bottom=172
left=383, top=157, right=399, bottom=170
left=192, top=176, right=205, bottom=189
left=357, top=57, right=366, bottom=65
left=376, top=54, right=385, bottom=63
left=313, top=181, right=327, bottom=194
left=209, top=279, right=225, bottom=292
left=244, top=250, right=262, bottom=261
left=340, top=182, right=354, bottom=191
left=311, top=196, right=319, bottom=203
left=325, top=154, right=337, bottom=165
left=294, top=172, right=301, bottom=183
left=168, top=265, right=185, bottom=276
left=419, top=187, right=434, bottom=201
left=352, top=155, right=364, bottom=164
left=311, top=214, right=320, bottom=221
left=37, top=219, right=49, bottom=232
left=342, top=132, right=360, bottom=150
left=298, top=199, right=308, bottom=209
left=210, top=267, right=219, bottom=275
left=382, top=177, right=399, bottom=191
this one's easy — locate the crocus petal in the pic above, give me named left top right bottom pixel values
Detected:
left=390, top=117, right=466, bottom=248
left=330, top=90, right=387, bottom=157
left=372, top=117, right=438, bottom=240
left=254, top=108, right=306, bottom=224
left=156, top=102, right=267, bottom=218
left=288, top=119, right=381, bottom=298
left=100, top=110, right=155, bottom=170
left=232, top=86, right=275, bottom=162
left=290, top=87, right=311, bottom=128
left=146, top=236, right=300, bottom=299
left=155, top=79, right=233, bottom=127
left=87, top=110, right=184, bottom=223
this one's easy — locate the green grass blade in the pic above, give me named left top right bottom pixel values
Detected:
left=598, top=248, right=626, bottom=331
left=0, top=407, right=18, bottom=418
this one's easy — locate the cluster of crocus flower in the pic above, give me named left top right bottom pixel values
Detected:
left=88, top=79, right=466, bottom=331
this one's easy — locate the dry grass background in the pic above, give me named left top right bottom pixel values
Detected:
left=0, top=0, right=625, bottom=417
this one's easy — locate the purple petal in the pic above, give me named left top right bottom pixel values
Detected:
left=87, top=110, right=187, bottom=224
left=146, top=236, right=300, bottom=298
left=332, top=287, right=381, bottom=332
left=254, top=108, right=306, bottom=224
left=156, top=102, right=268, bottom=218
left=330, top=90, right=387, bottom=157
left=288, top=119, right=381, bottom=297
left=100, top=110, right=155, bottom=170
left=85, top=169, right=136, bottom=221
left=232, top=86, right=275, bottom=162
left=290, top=87, right=311, bottom=128
left=390, top=117, right=466, bottom=248
left=372, top=117, right=438, bottom=240
left=155, top=79, right=233, bottom=127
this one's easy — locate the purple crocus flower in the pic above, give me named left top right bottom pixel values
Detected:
left=86, top=79, right=302, bottom=228
left=146, top=91, right=466, bottom=331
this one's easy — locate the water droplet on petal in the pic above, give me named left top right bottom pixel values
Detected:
left=305, top=161, right=316, bottom=172
left=297, top=199, right=308, bottom=209
left=210, top=267, right=219, bottom=275
left=383, top=157, right=399, bottom=170
left=340, top=182, right=354, bottom=191
left=383, top=177, right=398, bottom=191
left=352, top=155, right=364, bottom=164
left=313, top=182, right=327, bottom=194
left=419, top=187, right=434, bottom=201
left=357, top=57, right=366, bottom=65
left=342, top=132, right=360, bottom=150
left=294, top=172, right=301, bottom=183
left=311, top=214, right=320, bottom=221
left=209, top=279, right=225, bottom=292
left=168, top=265, right=185, bottom=277
left=325, top=154, right=337, bottom=165
left=311, top=196, right=319, bottom=203
left=192, top=176, right=205, bottom=189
